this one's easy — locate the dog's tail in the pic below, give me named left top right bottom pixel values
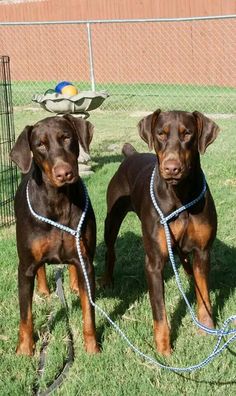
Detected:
left=122, top=143, right=137, bottom=157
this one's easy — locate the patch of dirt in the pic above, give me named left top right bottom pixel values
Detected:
left=224, top=179, right=236, bottom=186
left=129, top=111, right=152, bottom=117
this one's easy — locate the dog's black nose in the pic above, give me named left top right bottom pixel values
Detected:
left=164, top=160, right=181, bottom=176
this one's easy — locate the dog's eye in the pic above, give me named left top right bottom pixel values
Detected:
left=63, top=136, right=71, bottom=142
left=183, top=130, right=192, bottom=140
left=157, top=131, right=167, bottom=140
left=37, top=141, right=46, bottom=149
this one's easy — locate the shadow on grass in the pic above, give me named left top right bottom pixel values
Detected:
left=168, top=238, right=236, bottom=348
left=92, top=153, right=123, bottom=172
left=88, top=232, right=236, bottom=384
left=94, top=234, right=235, bottom=340
left=70, top=231, right=147, bottom=346
left=95, top=231, right=146, bottom=331
left=42, top=230, right=236, bottom=386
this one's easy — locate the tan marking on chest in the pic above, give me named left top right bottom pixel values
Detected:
left=31, top=230, right=85, bottom=263
left=187, top=219, right=213, bottom=249
left=157, top=217, right=186, bottom=256
left=31, top=237, right=51, bottom=262
left=31, top=229, right=73, bottom=261
left=62, top=233, right=77, bottom=254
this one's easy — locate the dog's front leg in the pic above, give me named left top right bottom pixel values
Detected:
left=74, top=255, right=100, bottom=354
left=68, top=264, right=80, bottom=295
left=192, top=249, right=214, bottom=332
left=36, top=265, right=50, bottom=296
left=16, top=264, right=35, bottom=356
left=144, top=249, right=172, bottom=356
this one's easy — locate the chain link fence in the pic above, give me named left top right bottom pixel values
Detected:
left=0, top=15, right=235, bottom=114
left=0, top=55, right=18, bottom=227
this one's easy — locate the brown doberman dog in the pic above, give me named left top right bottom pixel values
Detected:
left=10, top=114, right=99, bottom=356
left=103, top=110, right=220, bottom=356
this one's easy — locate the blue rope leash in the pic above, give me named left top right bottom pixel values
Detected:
left=150, top=167, right=236, bottom=337
left=26, top=183, right=77, bottom=237
left=26, top=177, right=236, bottom=373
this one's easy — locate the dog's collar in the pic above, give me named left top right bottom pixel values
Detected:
left=26, top=180, right=89, bottom=237
left=150, top=167, right=207, bottom=224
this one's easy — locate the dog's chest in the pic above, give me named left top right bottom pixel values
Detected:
left=156, top=214, right=188, bottom=255
left=170, top=216, right=187, bottom=240
left=156, top=212, right=214, bottom=255
left=31, top=229, right=78, bottom=264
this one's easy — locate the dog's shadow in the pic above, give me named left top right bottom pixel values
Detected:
left=43, top=231, right=236, bottom=388
left=84, top=233, right=236, bottom=355
left=91, top=153, right=123, bottom=172
left=70, top=231, right=147, bottom=343
left=95, top=232, right=147, bottom=332
left=168, top=238, right=236, bottom=344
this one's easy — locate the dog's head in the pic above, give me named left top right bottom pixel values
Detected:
left=10, top=114, right=94, bottom=187
left=138, top=110, right=220, bottom=185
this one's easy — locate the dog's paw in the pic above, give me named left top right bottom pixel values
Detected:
left=85, top=341, right=100, bottom=354
left=37, top=286, right=50, bottom=298
left=16, top=341, right=35, bottom=356
left=197, top=315, right=214, bottom=335
left=69, top=284, right=80, bottom=296
left=156, top=343, right=173, bottom=357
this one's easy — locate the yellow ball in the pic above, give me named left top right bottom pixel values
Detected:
left=61, top=85, right=78, bottom=96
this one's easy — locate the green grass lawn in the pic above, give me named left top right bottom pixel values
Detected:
left=0, top=110, right=236, bottom=395
left=11, top=80, right=236, bottom=114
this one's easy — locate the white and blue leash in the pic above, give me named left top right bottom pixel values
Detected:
left=26, top=176, right=236, bottom=373
left=150, top=168, right=236, bottom=337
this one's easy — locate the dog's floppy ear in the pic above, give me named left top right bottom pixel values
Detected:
left=138, top=109, right=161, bottom=150
left=193, top=111, right=220, bottom=154
left=63, top=114, right=94, bottom=154
left=10, top=126, right=33, bottom=173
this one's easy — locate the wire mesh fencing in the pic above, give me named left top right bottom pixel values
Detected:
left=0, top=16, right=235, bottom=114
left=0, top=55, right=18, bottom=227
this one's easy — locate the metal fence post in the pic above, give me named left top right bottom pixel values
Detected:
left=86, top=22, right=96, bottom=92
left=0, top=16, right=235, bottom=112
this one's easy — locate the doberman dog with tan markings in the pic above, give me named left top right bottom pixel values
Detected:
left=10, top=114, right=99, bottom=356
left=102, top=110, right=220, bottom=356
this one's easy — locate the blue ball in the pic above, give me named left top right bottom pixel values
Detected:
left=55, top=81, right=72, bottom=93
